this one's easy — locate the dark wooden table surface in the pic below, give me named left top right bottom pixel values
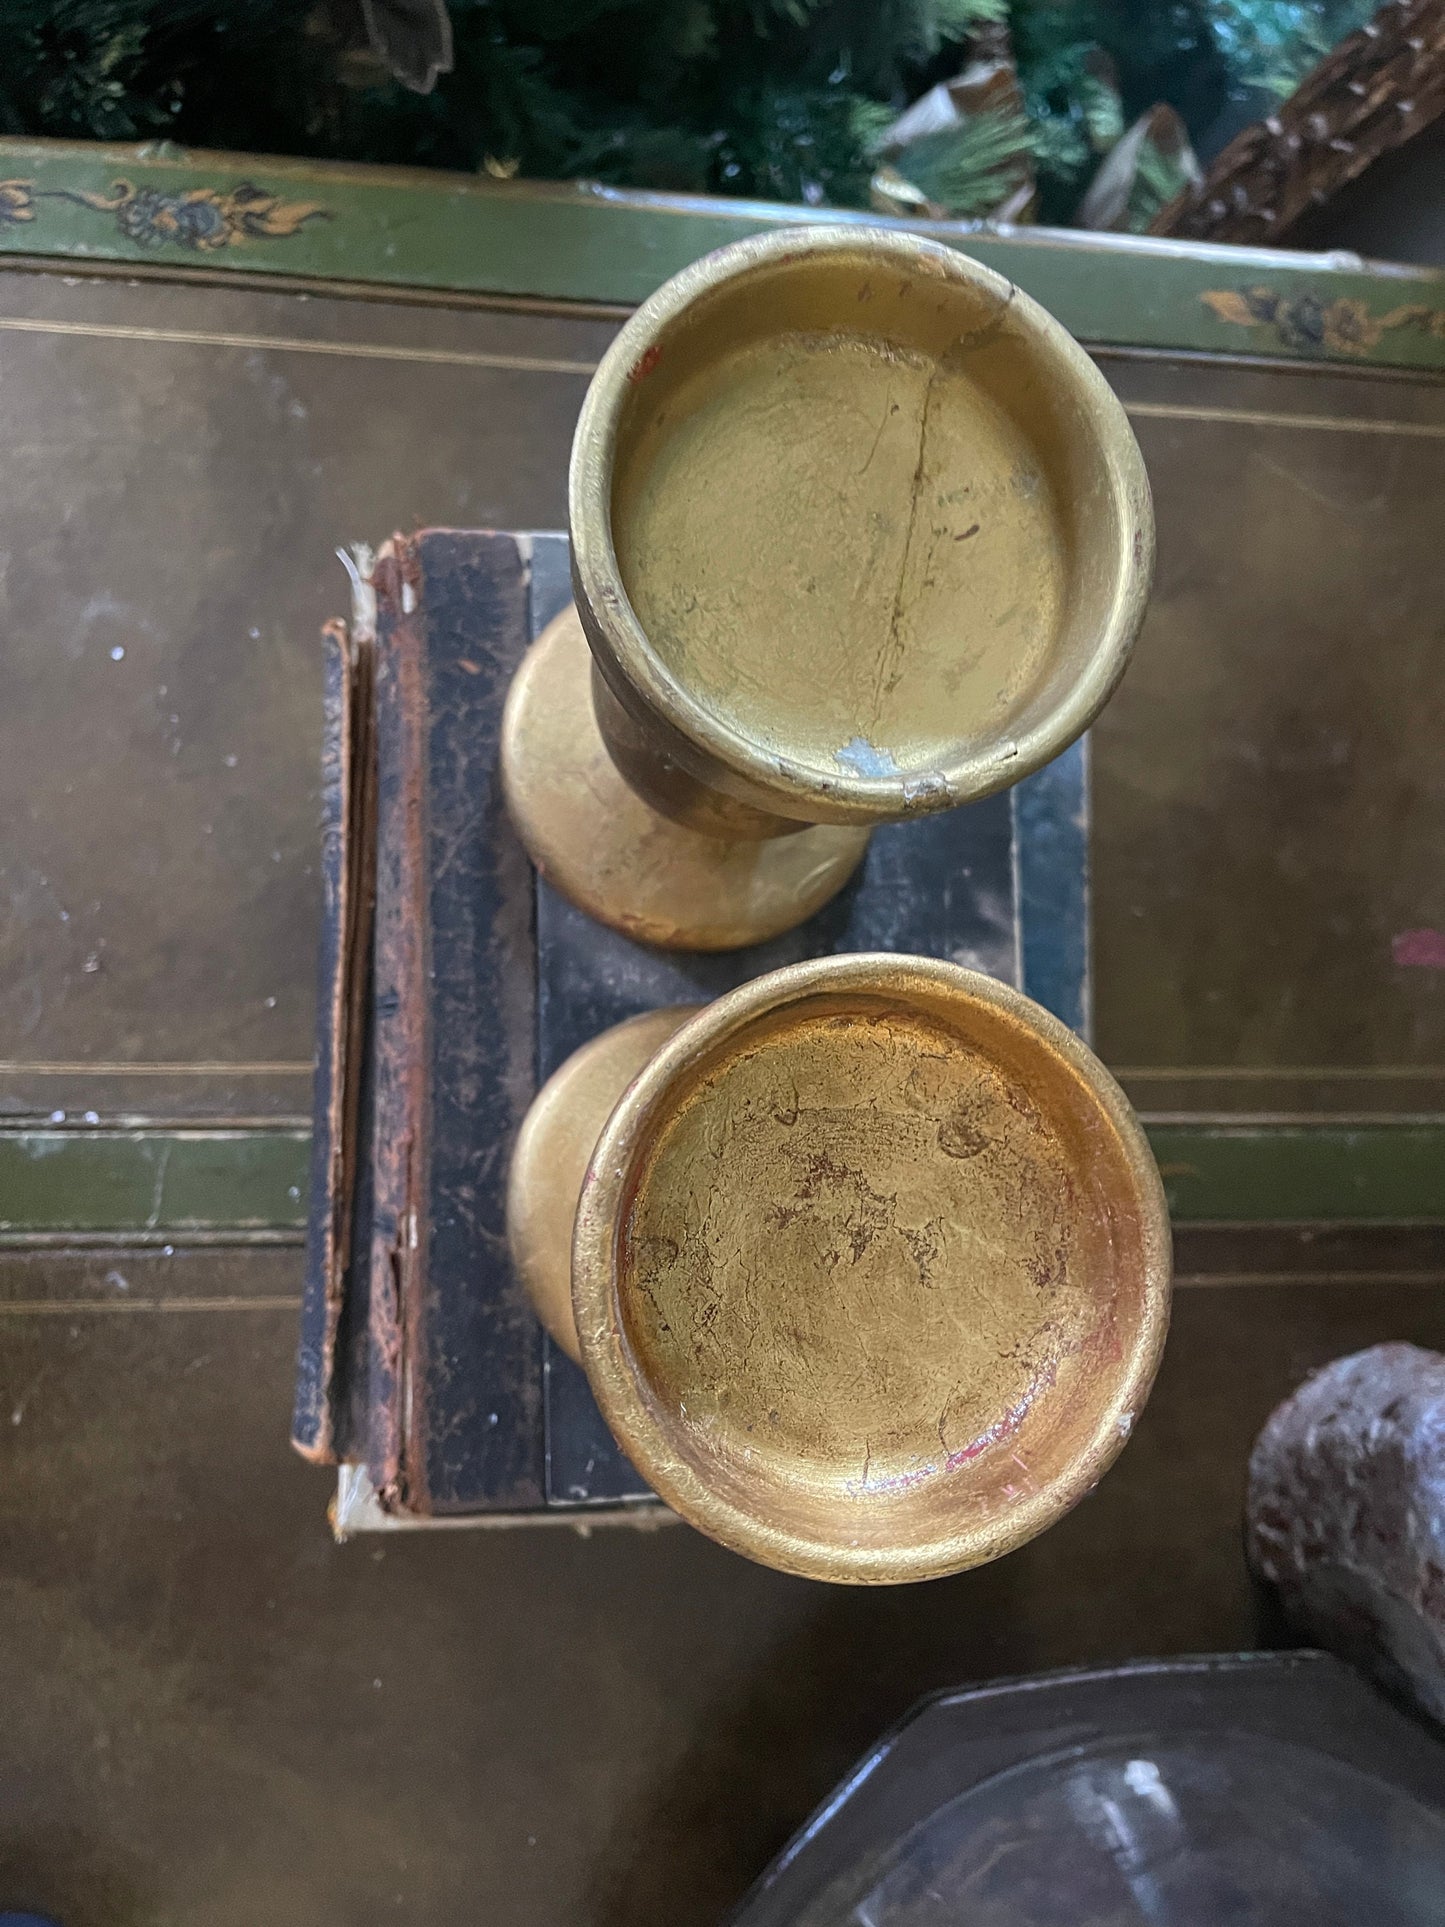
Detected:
left=0, top=243, right=1442, bottom=1925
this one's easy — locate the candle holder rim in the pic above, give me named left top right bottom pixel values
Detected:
left=569, top=224, right=1155, bottom=829
left=570, top=951, right=1172, bottom=1584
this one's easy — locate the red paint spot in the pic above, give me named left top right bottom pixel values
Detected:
left=1393, top=928, right=1445, bottom=968
left=628, top=343, right=663, bottom=384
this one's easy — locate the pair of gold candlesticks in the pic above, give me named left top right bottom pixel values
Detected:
left=501, top=227, right=1171, bottom=1584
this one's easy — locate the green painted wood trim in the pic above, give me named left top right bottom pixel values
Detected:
left=2, top=138, right=1444, bottom=370
left=0, top=1121, right=1442, bottom=1238
left=1149, top=1123, right=1445, bottom=1225
left=0, top=1128, right=308, bottom=1236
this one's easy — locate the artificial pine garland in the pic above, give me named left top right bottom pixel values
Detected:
left=0, top=0, right=1383, bottom=229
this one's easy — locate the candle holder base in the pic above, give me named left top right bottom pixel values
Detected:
left=500, top=606, right=870, bottom=952
left=507, top=1004, right=698, bottom=1365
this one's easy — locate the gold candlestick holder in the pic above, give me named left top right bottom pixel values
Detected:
left=507, top=955, right=1171, bottom=1584
left=502, top=225, right=1153, bottom=951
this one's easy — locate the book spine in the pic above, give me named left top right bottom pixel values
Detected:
left=365, top=537, right=431, bottom=1509
left=405, top=529, right=544, bottom=1511
left=292, top=618, right=354, bottom=1461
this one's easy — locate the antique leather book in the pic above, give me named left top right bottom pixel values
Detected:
left=294, top=528, right=1088, bottom=1522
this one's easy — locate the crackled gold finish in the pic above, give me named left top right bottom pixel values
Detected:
left=573, top=224, right=1153, bottom=828
left=559, top=955, right=1171, bottom=1585
left=503, top=224, right=1153, bottom=949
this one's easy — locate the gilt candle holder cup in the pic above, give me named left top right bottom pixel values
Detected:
left=507, top=955, right=1171, bottom=1585
left=501, top=224, right=1153, bottom=951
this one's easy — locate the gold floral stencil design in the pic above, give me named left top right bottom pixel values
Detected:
left=1203, top=286, right=1445, bottom=356
left=0, top=176, right=326, bottom=250
left=0, top=180, right=36, bottom=227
